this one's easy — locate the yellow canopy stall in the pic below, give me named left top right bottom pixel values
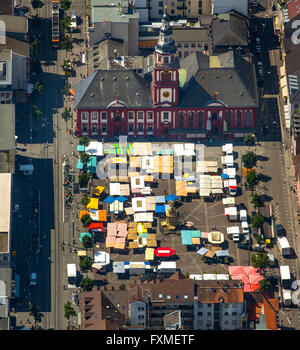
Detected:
left=87, top=197, right=99, bottom=210
left=145, top=248, right=154, bottom=261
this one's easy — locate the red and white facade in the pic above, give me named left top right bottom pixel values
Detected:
left=75, top=13, right=257, bottom=141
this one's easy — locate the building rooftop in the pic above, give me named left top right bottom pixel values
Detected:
left=0, top=0, right=13, bottom=16
left=172, top=27, right=209, bottom=43
left=79, top=286, right=126, bottom=330
left=91, top=4, right=139, bottom=24
left=179, top=50, right=258, bottom=108
left=0, top=267, right=12, bottom=330
left=0, top=36, right=30, bottom=57
left=0, top=15, right=28, bottom=34
left=0, top=173, right=11, bottom=235
left=75, top=70, right=152, bottom=109
left=0, top=104, right=15, bottom=151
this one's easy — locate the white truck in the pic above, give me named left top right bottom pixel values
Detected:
left=19, top=164, right=34, bottom=175
left=277, top=237, right=291, bottom=257
left=153, top=261, right=176, bottom=274
left=67, top=263, right=77, bottom=287
left=227, top=226, right=240, bottom=241
left=224, top=207, right=238, bottom=221
left=280, top=265, right=291, bottom=289
left=70, top=11, right=77, bottom=32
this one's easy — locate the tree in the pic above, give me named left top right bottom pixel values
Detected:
left=61, top=107, right=72, bottom=122
left=246, top=170, right=258, bottom=188
left=119, top=283, right=126, bottom=290
left=60, top=0, right=72, bottom=11
left=251, top=193, right=265, bottom=209
left=82, top=235, right=93, bottom=249
left=251, top=214, right=264, bottom=228
left=79, top=256, right=93, bottom=271
left=81, top=213, right=92, bottom=227
left=80, top=152, right=90, bottom=165
left=80, top=277, right=94, bottom=291
left=32, top=38, right=42, bottom=54
left=79, top=173, right=90, bottom=188
left=32, top=105, right=42, bottom=118
left=60, top=17, right=71, bottom=32
left=61, top=81, right=70, bottom=96
left=79, top=136, right=90, bottom=147
left=81, top=195, right=90, bottom=207
left=242, top=151, right=257, bottom=169
left=31, top=0, right=44, bottom=9
left=259, top=278, right=271, bottom=291
left=33, top=81, right=44, bottom=96
left=29, top=303, right=44, bottom=327
left=251, top=252, right=270, bottom=269
left=243, top=134, right=256, bottom=148
left=185, top=272, right=190, bottom=278
left=61, top=36, right=73, bottom=51
left=64, top=301, right=76, bottom=320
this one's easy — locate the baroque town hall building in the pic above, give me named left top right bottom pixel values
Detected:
left=75, top=11, right=258, bottom=140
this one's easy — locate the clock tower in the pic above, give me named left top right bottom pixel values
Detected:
left=152, top=8, right=179, bottom=107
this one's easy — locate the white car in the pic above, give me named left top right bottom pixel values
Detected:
left=240, top=209, right=247, bottom=221
left=255, top=37, right=261, bottom=44
left=242, top=221, right=249, bottom=234
left=257, top=61, right=263, bottom=69
left=30, top=273, right=37, bottom=286
left=233, top=234, right=240, bottom=242
left=229, top=187, right=237, bottom=196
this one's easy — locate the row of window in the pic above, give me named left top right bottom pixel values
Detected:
left=80, top=110, right=252, bottom=128
left=177, top=42, right=205, bottom=49
left=81, top=124, right=154, bottom=133
left=198, top=320, right=237, bottom=326
left=198, top=312, right=237, bottom=316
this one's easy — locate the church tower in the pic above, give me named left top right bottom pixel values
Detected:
left=152, top=7, right=179, bottom=107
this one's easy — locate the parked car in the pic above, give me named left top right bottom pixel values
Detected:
left=256, top=45, right=261, bottom=53
left=242, top=221, right=250, bottom=234
left=30, top=273, right=37, bottom=286
left=276, top=224, right=285, bottom=236
left=255, top=37, right=261, bottom=44
left=233, top=234, right=240, bottom=242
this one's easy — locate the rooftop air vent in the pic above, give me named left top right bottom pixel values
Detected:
left=90, top=93, right=94, bottom=97
left=215, top=75, right=219, bottom=79
left=100, top=76, right=104, bottom=81
left=126, top=76, right=129, bottom=80
left=240, top=92, right=243, bottom=96
left=228, top=74, right=232, bottom=79
left=113, top=76, right=116, bottom=80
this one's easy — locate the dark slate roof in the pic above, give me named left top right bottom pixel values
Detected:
left=179, top=51, right=258, bottom=108
left=209, top=11, right=250, bottom=55
left=75, top=70, right=153, bottom=109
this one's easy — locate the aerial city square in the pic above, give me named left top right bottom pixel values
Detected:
left=1, top=0, right=300, bottom=333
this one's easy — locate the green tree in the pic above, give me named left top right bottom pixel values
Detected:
left=243, top=134, right=256, bottom=148
left=60, top=0, right=72, bottom=11
left=251, top=214, right=264, bottom=228
left=246, top=170, right=258, bottom=188
left=81, top=195, right=90, bottom=207
left=79, top=256, right=93, bottom=271
left=185, top=272, right=190, bottom=278
left=29, top=303, right=44, bottom=327
left=61, top=107, right=72, bottom=122
left=251, top=193, right=265, bottom=209
left=79, top=136, right=90, bottom=147
left=259, top=278, right=271, bottom=291
left=242, top=151, right=257, bottom=169
left=79, top=173, right=90, bottom=188
left=61, top=36, right=73, bottom=51
left=119, top=283, right=126, bottom=290
left=80, top=277, right=94, bottom=291
left=251, top=252, right=270, bottom=269
left=33, top=81, right=44, bottom=96
left=60, top=17, right=71, bottom=32
left=62, top=81, right=70, bottom=96
left=80, top=152, right=90, bottom=165
left=32, top=38, right=42, bottom=54
left=32, top=105, right=42, bottom=118
left=82, top=235, right=93, bottom=249
left=64, top=301, right=76, bottom=320
left=31, top=0, right=44, bottom=9
left=80, top=213, right=92, bottom=227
